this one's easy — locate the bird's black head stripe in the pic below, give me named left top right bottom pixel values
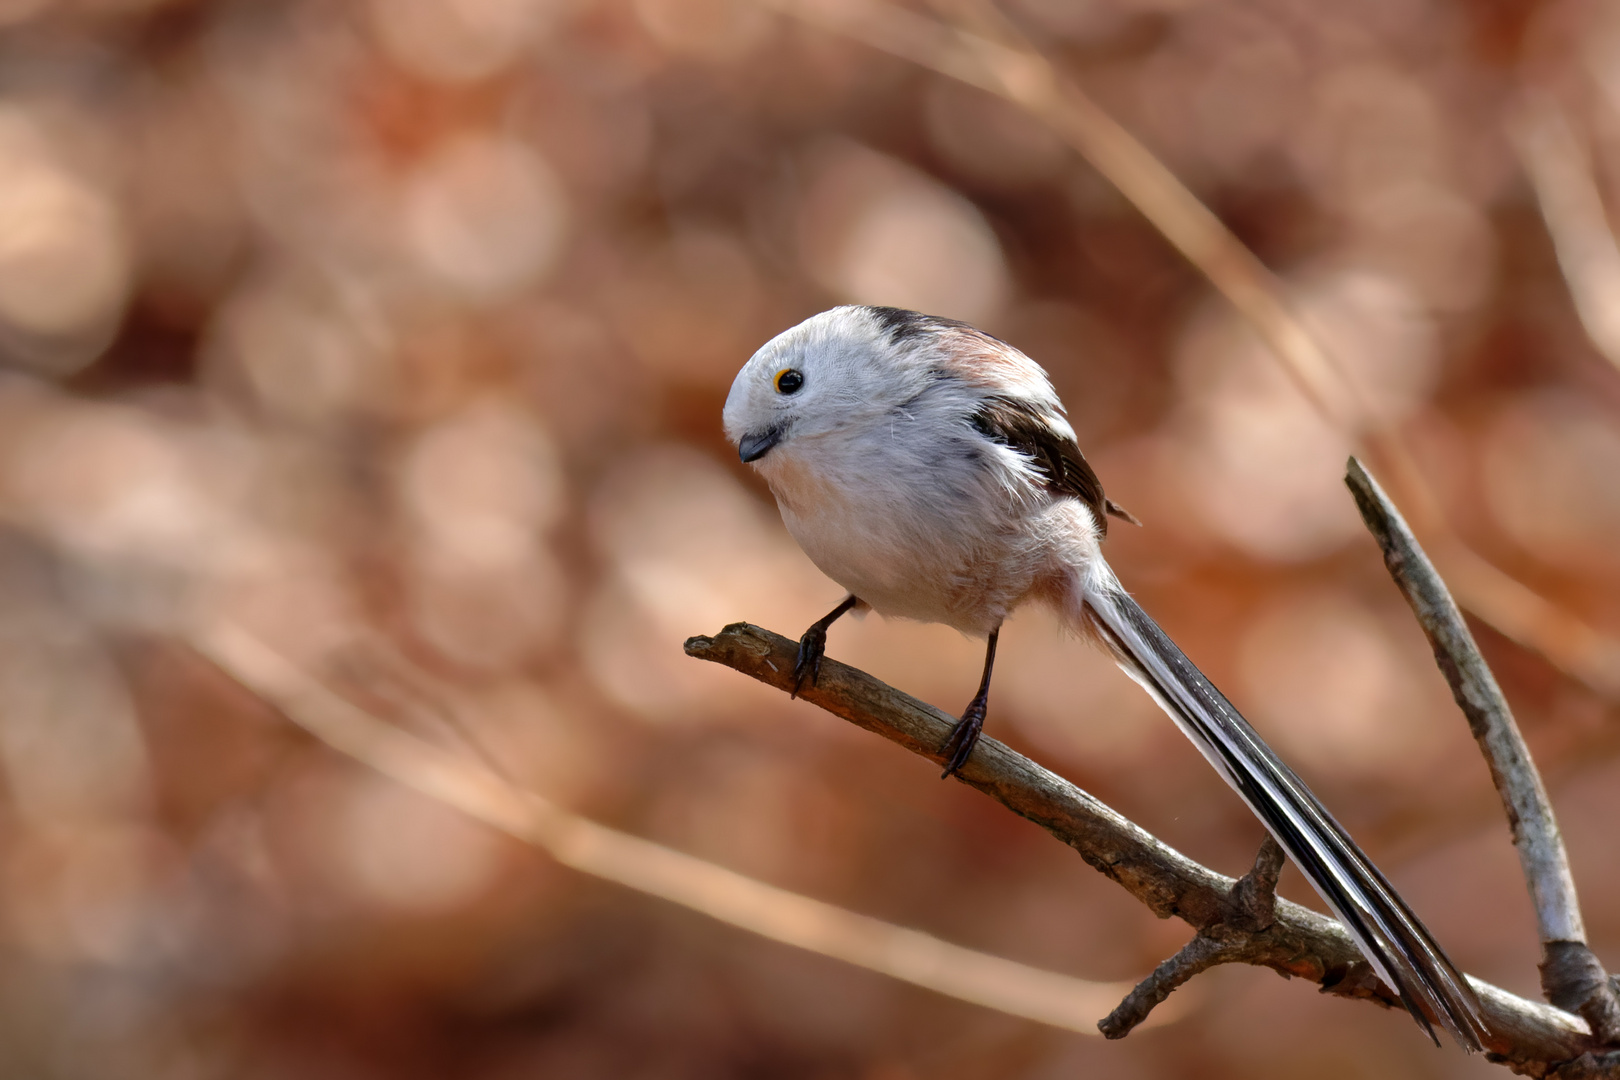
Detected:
left=862, top=306, right=1014, bottom=352
left=864, top=306, right=934, bottom=344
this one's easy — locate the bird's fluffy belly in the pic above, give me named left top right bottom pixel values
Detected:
left=772, top=476, right=1052, bottom=635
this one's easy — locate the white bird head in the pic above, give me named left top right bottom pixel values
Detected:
left=723, top=305, right=989, bottom=467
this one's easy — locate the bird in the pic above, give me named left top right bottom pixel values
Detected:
left=722, top=304, right=1489, bottom=1051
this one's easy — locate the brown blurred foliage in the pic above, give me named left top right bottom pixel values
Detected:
left=0, top=0, right=1616, bottom=1077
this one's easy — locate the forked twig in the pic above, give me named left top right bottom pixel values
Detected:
left=1348, top=458, right=1620, bottom=1044
left=683, top=624, right=1603, bottom=1071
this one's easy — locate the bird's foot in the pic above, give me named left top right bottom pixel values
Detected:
left=791, top=624, right=828, bottom=698
left=940, top=699, right=987, bottom=779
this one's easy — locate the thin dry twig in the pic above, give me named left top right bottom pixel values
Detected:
left=684, top=621, right=1606, bottom=1073
left=1511, top=94, right=1620, bottom=374
left=1347, top=458, right=1584, bottom=945
left=766, top=0, right=1350, bottom=426
left=755, top=0, right=1620, bottom=699
left=1098, top=933, right=1233, bottom=1040
left=1347, top=458, right=1620, bottom=1044
left=190, top=620, right=1175, bottom=1038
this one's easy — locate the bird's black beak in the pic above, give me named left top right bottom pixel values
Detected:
left=738, top=426, right=783, bottom=463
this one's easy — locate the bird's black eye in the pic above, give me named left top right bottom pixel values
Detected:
left=774, top=368, right=804, bottom=395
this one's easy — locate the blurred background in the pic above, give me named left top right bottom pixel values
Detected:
left=0, top=0, right=1615, bottom=1076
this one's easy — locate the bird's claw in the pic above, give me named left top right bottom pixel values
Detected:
left=940, top=702, right=987, bottom=779
left=791, top=626, right=827, bottom=698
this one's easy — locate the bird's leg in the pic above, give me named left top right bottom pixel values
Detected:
left=792, top=595, right=860, bottom=698
left=941, top=627, right=999, bottom=779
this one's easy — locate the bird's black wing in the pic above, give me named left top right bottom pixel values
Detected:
left=969, top=395, right=1139, bottom=534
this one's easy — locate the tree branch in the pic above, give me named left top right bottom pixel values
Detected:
left=685, top=623, right=1601, bottom=1073
left=1347, top=457, right=1620, bottom=1043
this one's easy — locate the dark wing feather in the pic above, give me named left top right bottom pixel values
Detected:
left=970, top=395, right=1138, bottom=535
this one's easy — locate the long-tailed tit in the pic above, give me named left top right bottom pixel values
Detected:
left=723, top=305, right=1488, bottom=1050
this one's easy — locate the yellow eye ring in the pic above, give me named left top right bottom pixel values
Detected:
left=775, top=368, right=804, bottom=394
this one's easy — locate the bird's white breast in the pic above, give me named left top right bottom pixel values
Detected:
left=757, top=405, right=1094, bottom=635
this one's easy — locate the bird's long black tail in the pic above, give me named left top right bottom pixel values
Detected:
left=1077, top=570, right=1488, bottom=1051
